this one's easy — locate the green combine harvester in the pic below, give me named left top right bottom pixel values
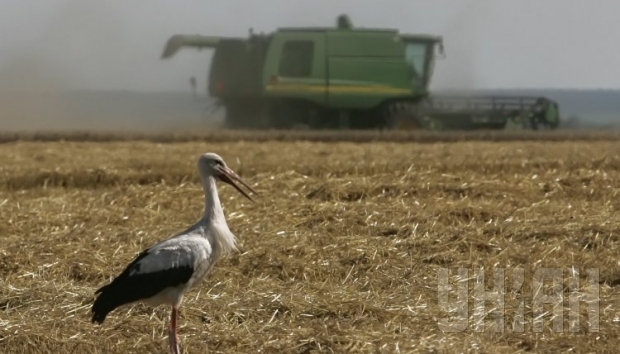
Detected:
left=161, top=14, right=560, bottom=131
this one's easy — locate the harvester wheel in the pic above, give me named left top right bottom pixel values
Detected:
left=269, top=101, right=295, bottom=129
left=225, top=102, right=261, bottom=129
left=391, top=115, right=421, bottom=130
left=383, top=103, right=423, bottom=130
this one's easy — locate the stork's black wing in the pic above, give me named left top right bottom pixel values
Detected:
left=91, top=244, right=196, bottom=324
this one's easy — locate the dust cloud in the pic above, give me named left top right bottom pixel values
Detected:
left=0, top=1, right=209, bottom=133
left=0, top=54, right=71, bottom=131
left=430, top=0, right=492, bottom=93
left=0, top=1, right=99, bottom=131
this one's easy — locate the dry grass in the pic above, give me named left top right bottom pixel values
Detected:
left=0, top=128, right=619, bottom=144
left=1, top=139, right=619, bottom=353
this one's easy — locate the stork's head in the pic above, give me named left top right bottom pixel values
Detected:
left=197, top=152, right=258, bottom=202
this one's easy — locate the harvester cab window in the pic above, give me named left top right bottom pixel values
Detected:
left=278, top=40, right=314, bottom=78
left=405, top=42, right=428, bottom=81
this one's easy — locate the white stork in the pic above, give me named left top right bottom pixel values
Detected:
left=91, top=152, right=258, bottom=354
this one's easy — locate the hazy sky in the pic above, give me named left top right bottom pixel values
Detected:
left=0, top=0, right=618, bottom=93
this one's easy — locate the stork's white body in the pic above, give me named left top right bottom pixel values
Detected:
left=130, top=230, right=227, bottom=309
left=91, top=153, right=256, bottom=354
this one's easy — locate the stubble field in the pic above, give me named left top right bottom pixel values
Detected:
left=1, top=131, right=619, bottom=353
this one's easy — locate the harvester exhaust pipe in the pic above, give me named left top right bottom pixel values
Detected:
left=337, top=14, right=353, bottom=29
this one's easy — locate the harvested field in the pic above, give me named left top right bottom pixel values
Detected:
left=0, top=128, right=619, bottom=144
left=1, top=138, right=619, bottom=353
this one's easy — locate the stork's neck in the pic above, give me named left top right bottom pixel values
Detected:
left=200, top=175, right=237, bottom=253
left=201, top=175, right=226, bottom=223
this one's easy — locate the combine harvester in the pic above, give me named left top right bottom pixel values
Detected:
left=161, top=14, right=560, bottom=131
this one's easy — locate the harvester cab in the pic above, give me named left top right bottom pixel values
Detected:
left=400, top=34, right=445, bottom=91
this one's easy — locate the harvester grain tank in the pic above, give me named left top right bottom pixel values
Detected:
left=161, top=14, right=560, bottom=130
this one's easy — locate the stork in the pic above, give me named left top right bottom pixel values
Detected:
left=91, top=152, right=258, bottom=354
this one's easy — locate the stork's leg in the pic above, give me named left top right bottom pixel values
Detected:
left=168, top=306, right=179, bottom=354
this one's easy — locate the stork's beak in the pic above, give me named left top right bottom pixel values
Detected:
left=218, top=166, right=259, bottom=202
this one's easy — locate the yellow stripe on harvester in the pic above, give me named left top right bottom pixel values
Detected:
left=264, top=83, right=411, bottom=95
